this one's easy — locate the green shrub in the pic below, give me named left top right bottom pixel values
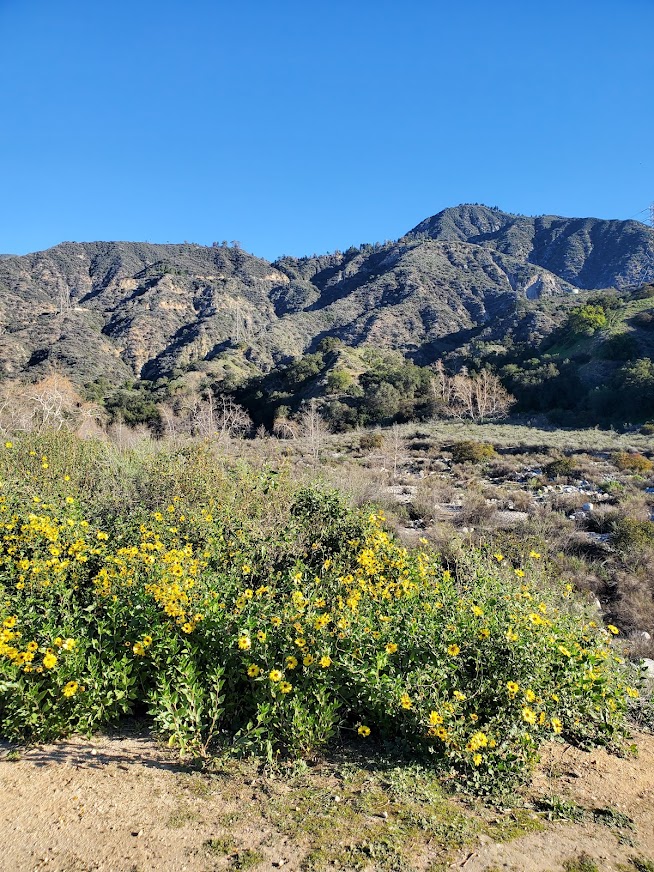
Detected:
left=450, top=441, right=496, bottom=464
left=0, top=435, right=637, bottom=793
left=544, top=457, right=578, bottom=479
left=359, top=432, right=384, bottom=451
left=610, top=517, right=654, bottom=552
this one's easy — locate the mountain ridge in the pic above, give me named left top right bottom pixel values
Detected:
left=0, top=205, right=652, bottom=389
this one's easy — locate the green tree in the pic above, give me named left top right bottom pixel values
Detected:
left=568, top=304, right=607, bottom=336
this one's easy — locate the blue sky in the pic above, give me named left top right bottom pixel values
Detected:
left=1, top=0, right=653, bottom=259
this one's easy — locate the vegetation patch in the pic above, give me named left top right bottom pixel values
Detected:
left=0, top=434, right=641, bottom=797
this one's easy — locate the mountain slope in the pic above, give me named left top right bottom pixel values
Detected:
left=0, top=206, right=652, bottom=388
left=406, top=204, right=654, bottom=289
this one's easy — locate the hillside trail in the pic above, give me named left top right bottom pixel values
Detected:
left=0, top=729, right=652, bottom=872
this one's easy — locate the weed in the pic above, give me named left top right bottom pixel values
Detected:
left=231, top=849, right=263, bottom=869
left=204, top=836, right=237, bottom=855
left=563, top=855, right=600, bottom=872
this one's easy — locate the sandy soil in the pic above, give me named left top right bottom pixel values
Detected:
left=0, top=730, right=652, bottom=872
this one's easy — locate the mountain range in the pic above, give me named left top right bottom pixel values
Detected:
left=1, top=204, right=653, bottom=390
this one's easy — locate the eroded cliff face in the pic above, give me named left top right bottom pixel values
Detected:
left=0, top=206, right=651, bottom=386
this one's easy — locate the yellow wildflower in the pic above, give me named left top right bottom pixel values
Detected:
left=62, top=681, right=78, bottom=697
left=522, top=707, right=537, bottom=725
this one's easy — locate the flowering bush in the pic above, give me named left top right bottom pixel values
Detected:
left=0, top=437, right=639, bottom=790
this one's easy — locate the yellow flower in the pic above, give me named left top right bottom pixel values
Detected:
left=506, top=681, right=519, bottom=696
left=607, top=625, right=619, bottom=635
left=506, top=629, right=519, bottom=642
left=142, top=635, right=153, bottom=647
left=181, top=622, right=193, bottom=634
left=133, top=642, right=146, bottom=656
left=4, top=441, right=12, bottom=449
left=472, top=753, right=482, bottom=766
left=43, top=652, right=57, bottom=669
left=26, top=641, right=38, bottom=653
left=626, top=687, right=639, bottom=699
left=247, top=664, right=260, bottom=677
left=237, top=636, right=251, bottom=650
left=3, top=617, right=16, bottom=629
left=62, top=681, right=78, bottom=697
left=529, top=550, right=541, bottom=559
left=479, top=628, right=490, bottom=639
left=400, top=693, right=412, bottom=710
left=242, top=565, right=251, bottom=575
left=61, top=638, right=76, bottom=651
left=521, top=707, right=537, bottom=725
left=269, top=669, right=282, bottom=682
left=471, top=605, right=483, bottom=617
left=385, top=642, right=398, bottom=654
left=494, top=552, right=504, bottom=562
left=280, top=681, right=293, bottom=694
left=286, top=656, right=298, bottom=670
left=357, top=725, right=371, bottom=737
left=453, top=690, right=467, bottom=701
left=429, top=711, right=443, bottom=725
left=303, top=654, right=314, bottom=666
left=524, top=689, right=536, bottom=703
left=551, top=717, right=563, bottom=734
left=319, top=655, right=332, bottom=668
left=271, top=616, right=282, bottom=626
left=447, top=644, right=460, bottom=657
left=514, top=568, right=525, bottom=578
left=257, top=630, right=267, bottom=642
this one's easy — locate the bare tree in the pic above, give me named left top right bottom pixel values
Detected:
left=298, top=399, right=329, bottom=463
left=190, top=394, right=252, bottom=441
left=386, top=423, right=405, bottom=478
left=450, top=368, right=514, bottom=422
left=272, top=415, right=299, bottom=440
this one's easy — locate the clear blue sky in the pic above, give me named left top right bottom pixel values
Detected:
left=1, top=0, right=653, bottom=259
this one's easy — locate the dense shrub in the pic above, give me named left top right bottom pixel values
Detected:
left=359, top=432, right=384, bottom=451
left=544, top=457, right=578, bottom=479
left=0, top=437, right=638, bottom=792
left=450, top=441, right=496, bottom=464
left=610, top=518, right=654, bottom=552
left=613, top=452, right=654, bottom=474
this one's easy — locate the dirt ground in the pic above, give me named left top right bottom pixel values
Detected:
left=0, top=729, right=652, bottom=872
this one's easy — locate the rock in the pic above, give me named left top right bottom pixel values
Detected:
left=582, top=502, right=594, bottom=512
left=641, top=658, right=654, bottom=678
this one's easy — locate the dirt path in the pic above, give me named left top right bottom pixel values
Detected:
left=0, top=731, right=652, bottom=872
